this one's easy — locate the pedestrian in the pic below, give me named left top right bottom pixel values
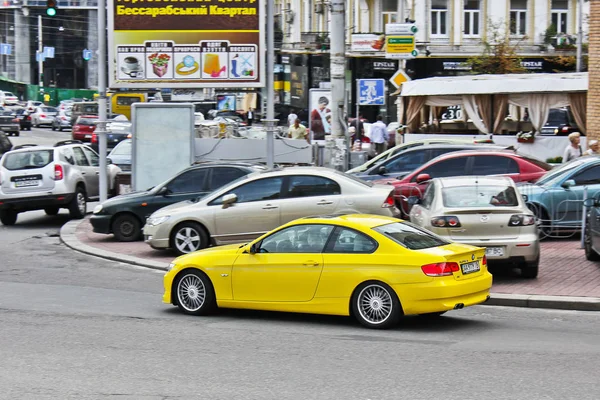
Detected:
left=562, top=132, right=583, bottom=163
left=370, top=115, right=389, bottom=155
left=288, top=118, right=309, bottom=143
left=287, top=109, right=298, bottom=127
left=354, top=114, right=365, bottom=142
left=585, top=140, right=599, bottom=156
left=246, top=108, right=254, bottom=126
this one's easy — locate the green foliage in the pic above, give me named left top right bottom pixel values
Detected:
left=544, top=24, right=558, bottom=45
left=468, top=20, right=527, bottom=74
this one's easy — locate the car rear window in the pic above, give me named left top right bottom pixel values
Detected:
left=443, top=185, right=519, bottom=208
left=3, top=150, right=54, bottom=171
left=42, top=107, right=57, bottom=113
left=521, top=156, right=553, bottom=171
left=111, top=140, right=131, bottom=155
left=373, top=222, right=450, bottom=250
left=77, top=118, right=97, bottom=125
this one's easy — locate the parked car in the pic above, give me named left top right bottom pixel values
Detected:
left=409, top=176, right=540, bottom=278
left=106, top=139, right=131, bottom=172
left=0, top=131, right=13, bottom=156
left=14, top=108, right=32, bottom=131
left=25, top=100, right=43, bottom=112
left=584, top=194, right=600, bottom=261
left=163, top=214, right=493, bottom=328
left=346, top=137, right=496, bottom=175
left=351, top=144, right=507, bottom=182
left=143, top=167, right=400, bottom=255
left=72, top=115, right=98, bottom=142
left=51, top=110, right=72, bottom=131
left=377, top=150, right=553, bottom=217
left=91, top=162, right=267, bottom=242
left=540, top=108, right=580, bottom=136
left=0, top=140, right=121, bottom=225
left=0, top=110, right=20, bottom=136
left=0, top=91, right=19, bottom=106
left=31, top=106, right=58, bottom=127
left=518, top=156, right=600, bottom=237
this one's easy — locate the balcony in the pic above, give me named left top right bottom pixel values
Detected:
left=300, top=32, right=330, bottom=51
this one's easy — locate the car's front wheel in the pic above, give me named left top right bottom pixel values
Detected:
left=174, top=270, right=216, bottom=315
left=352, top=281, right=401, bottom=329
left=170, top=222, right=209, bottom=255
left=68, top=188, right=86, bottom=219
left=584, top=221, right=600, bottom=261
left=112, top=214, right=142, bottom=242
left=0, top=210, right=18, bottom=226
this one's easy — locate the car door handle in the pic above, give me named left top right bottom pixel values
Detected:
left=81, top=172, right=86, bottom=175
left=262, top=205, right=278, bottom=210
left=303, top=261, right=320, bottom=266
left=95, top=171, right=100, bottom=175
left=317, top=200, right=333, bottom=205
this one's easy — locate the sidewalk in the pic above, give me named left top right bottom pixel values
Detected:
left=61, top=217, right=600, bottom=311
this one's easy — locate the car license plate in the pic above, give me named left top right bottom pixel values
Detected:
left=85, top=134, right=91, bottom=138
left=461, top=261, right=480, bottom=275
left=485, top=247, right=505, bottom=257
left=15, top=179, right=40, bottom=187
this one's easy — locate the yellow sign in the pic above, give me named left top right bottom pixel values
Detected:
left=386, top=36, right=415, bottom=54
left=390, top=68, right=410, bottom=89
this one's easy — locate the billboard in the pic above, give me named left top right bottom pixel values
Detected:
left=308, top=89, right=331, bottom=142
left=108, top=0, right=265, bottom=88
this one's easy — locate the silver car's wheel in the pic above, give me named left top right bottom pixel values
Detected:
left=68, top=187, right=86, bottom=219
left=174, top=271, right=216, bottom=315
left=352, top=282, right=401, bottom=329
left=171, top=222, right=208, bottom=255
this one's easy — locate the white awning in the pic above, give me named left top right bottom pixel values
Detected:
left=400, top=72, right=588, bottom=97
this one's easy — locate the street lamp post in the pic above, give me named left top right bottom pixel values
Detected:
left=97, top=0, right=109, bottom=202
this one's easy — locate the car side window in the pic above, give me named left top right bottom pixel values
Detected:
left=325, top=227, right=378, bottom=254
left=471, top=155, right=519, bottom=175
left=285, top=175, right=341, bottom=198
left=381, top=150, right=426, bottom=174
left=167, top=169, right=209, bottom=194
left=420, top=182, right=435, bottom=209
left=60, top=148, right=75, bottom=165
left=210, top=177, right=283, bottom=205
left=208, top=167, right=247, bottom=191
left=572, top=165, right=600, bottom=186
left=82, top=147, right=100, bottom=167
left=259, top=224, right=334, bottom=253
left=72, top=146, right=90, bottom=166
left=415, top=157, right=468, bottom=181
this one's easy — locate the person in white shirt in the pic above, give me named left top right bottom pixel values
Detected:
left=563, top=132, right=583, bottom=163
left=370, top=115, right=389, bottom=155
left=287, top=110, right=298, bottom=127
left=585, top=140, right=599, bottom=156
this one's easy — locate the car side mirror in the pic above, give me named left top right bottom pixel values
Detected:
left=522, top=194, right=528, bottom=202
left=222, top=193, right=238, bottom=208
left=407, top=196, right=420, bottom=206
left=377, top=165, right=388, bottom=175
left=416, top=173, right=431, bottom=184
left=583, top=198, right=598, bottom=208
left=157, top=186, right=169, bottom=196
left=249, top=243, right=257, bottom=254
left=106, top=157, right=113, bottom=165
left=561, top=179, right=575, bottom=190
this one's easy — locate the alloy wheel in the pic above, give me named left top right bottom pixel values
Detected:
left=357, top=284, right=393, bottom=325
left=177, top=274, right=206, bottom=312
left=77, top=192, right=86, bottom=215
left=174, top=227, right=201, bottom=253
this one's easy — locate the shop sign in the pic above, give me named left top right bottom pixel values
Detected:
left=350, top=34, right=385, bottom=52
left=373, top=60, right=397, bottom=71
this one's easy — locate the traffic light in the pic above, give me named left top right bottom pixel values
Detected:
left=46, top=0, right=57, bottom=16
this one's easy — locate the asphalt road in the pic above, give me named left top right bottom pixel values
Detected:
left=1, top=127, right=600, bottom=399
left=11, top=125, right=73, bottom=147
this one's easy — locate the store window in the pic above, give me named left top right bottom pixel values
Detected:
left=510, top=0, right=528, bottom=35
left=463, top=0, right=481, bottom=37
left=551, top=0, right=569, bottom=34
left=431, top=0, right=448, bottom=37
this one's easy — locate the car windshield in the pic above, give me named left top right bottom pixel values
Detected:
left=443, top=185, right=519, bottom=208
left=373, top=221, right=450, bottom=250
left=42, top=107, right=57, bottom=113
left=4, top=92, right=15, bottom=97
left=546, top=109, right=569, bottom=125
left=536, top=159, right=587, bottom=186
left=3, top=150, right=54, bottom=170
left=334, top=170, right=374, bottom=187
left=111, top=141, right=131, bottom=156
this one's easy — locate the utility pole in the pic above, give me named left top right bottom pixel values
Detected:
left=397, top=0, right=404, bottom=22
left=262, top=0, right=276, bottom=168
left=97, top=0, right=109, bottom=202
left=576, top=0, right=583, bottom=72
left=38, top=15, right=43, bottom=87
left=329, top=0, right=347, bottom=170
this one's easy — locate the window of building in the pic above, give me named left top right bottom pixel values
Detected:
left=382, top=0, right=398, bottom=27
left=431, top=0, right=448, bottom=37
left=510, top=0, right=528, bottom=35
left=463, top=0, right=481, bottom=37
left=551, top=0, right=569, bottom=34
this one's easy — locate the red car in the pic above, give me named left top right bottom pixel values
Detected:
left=72, top=115, right=98, bottom=142
left=373, top=150, right=553, bottom=217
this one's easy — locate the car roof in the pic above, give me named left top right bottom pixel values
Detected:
left=299, top=213, right=398, bottom=228
left=190, top=161, right=267, bottom=169
left=243, top=166, right=344, bottom=179
left=435, top=176, right=514, bottom=188
left=430, top=149, right=519, bottom=159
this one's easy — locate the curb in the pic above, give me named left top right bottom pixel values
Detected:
left=60, top=218, right=169, bottom=272
left=60, top=219, right=600, bottom=312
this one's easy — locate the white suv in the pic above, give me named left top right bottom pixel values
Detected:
left=0, top=91, right=19, bottom=106
left=0, top=140, right=120, bottom=225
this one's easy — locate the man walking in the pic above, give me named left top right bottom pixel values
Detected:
left=288, top=118, right=309, bottom=143
left=287, top=109, right=298, bottom=127
left=370, top=115, right=389, bottom=155
left=246, top=108, right=254, bottom=126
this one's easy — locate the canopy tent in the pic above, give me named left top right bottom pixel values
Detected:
left=396, top=72, right=588, bottom=135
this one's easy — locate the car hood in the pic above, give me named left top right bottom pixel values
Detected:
left=152, top=198, right=203, bottom=216
left=101, top=189, right=153, bottom=207
left=172, top=243, right=245, bottom=264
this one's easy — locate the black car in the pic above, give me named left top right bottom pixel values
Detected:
left=90, top=162, right=267, bottom=241
left=14, top=108, right=32, bottom=131
left=0, top=131, right=13, bottom=156
left=540, top=108, right=581, bottom=136
left=0, top=110, right=19, bottom=136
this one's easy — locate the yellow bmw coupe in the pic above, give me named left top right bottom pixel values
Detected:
left=163, top=214, right=493, bottom=329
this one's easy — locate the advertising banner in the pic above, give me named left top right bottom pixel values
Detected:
left=108, top=0, right=265, bottom=88
left=350, top=34, right=385, bottom=52
left=308, top=89, right=331, bottom=142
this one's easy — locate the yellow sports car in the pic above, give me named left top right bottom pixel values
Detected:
left=163, top=214, right=493, bottom=329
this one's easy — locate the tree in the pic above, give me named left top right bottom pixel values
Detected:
left=468, top=20, right=526, bottom=74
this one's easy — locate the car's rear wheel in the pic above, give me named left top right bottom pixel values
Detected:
left=112, top=214, right=142, bottom=242
left=0, top=210, right=18, bottom=226
left=51, top=124, right=56, bottom=131
left=351, top=281, right=401, bottom=329
left=584, top=222, right=600, bottom=261
left=44, top=207, right=59, bottom=216
left=521, top=257, right=539, bottom=279
left=69, top=187, right=86, bottom=219
left=170, top=222, right=209, bottom=255
left=174, top=270, right=216, bottom=315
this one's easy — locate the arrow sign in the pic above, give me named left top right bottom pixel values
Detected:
left=390, top=68, right=411, bottom=89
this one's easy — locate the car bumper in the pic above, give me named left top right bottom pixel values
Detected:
left=442, top=235, right=540, bottom=263
left=163, top=269, right=177, bottom=304
left=143, top=223, right=171, bottom=249
left=38, top=118, right=54, bottom=125
left=0, top=193, right=75, bottom=211
left=394, top=272, right=493, bottom=315
left=0, top=125, right=19, bottom=132
left=90, top=214, right=112, bottom=234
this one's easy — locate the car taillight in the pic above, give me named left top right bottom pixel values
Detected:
left=361, top=136, right=371, bottom=143
left=482, top=255, right=487, bottom=267
left=40, top=114, right=46, bottom=118
left=54, top=164, right=64, bottom=180
left=382, top=192, right=395, bottom=208
left=421, top=262, right=460, bottom=277
left=61, top=116, right=67, bottom=121
left=73, top=126, right=79, bottom=131
left=561, top=126, right=570, bottom=133
left=431, top=216, right=461, bottom=228
left=91, top=133, right=98, bottom=143
left=12, top=118, right=18, bottom=123
left=508, top=214, right=535, bottom=226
